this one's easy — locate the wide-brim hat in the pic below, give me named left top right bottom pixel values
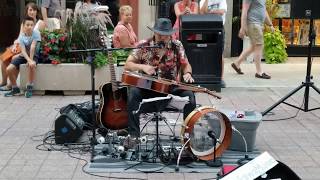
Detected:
left=147, top=18, right=177, bottom=36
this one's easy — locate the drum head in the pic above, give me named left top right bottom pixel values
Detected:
left=181, top=106, right=232, bottom=160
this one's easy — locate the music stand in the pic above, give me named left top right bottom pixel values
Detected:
left=262, top=9, right=320, bottom=116
left=134, top=96, right=172, bottom=158
left=135, top=95, right=190, bottom=159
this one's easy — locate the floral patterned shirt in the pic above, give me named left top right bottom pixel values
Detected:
left=131, top=39, right=189, bottom=82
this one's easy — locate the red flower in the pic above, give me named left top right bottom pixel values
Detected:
left=50, top=39, right=56, bottom=43
left=51, top=60, right=60, bottom=65
left=59, top=36, right=66, bottom=42
left=44, top=46, right=51, bottom=53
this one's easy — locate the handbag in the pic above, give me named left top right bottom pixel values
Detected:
left=0, top=44, right=21, bottom=62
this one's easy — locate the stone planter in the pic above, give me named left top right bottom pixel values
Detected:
left=19, top=63, right=124, bottom=95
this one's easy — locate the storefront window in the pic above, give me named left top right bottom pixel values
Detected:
left=281, top=19, right=292, bottom=44
left=315, top=20, right=320, bottom=46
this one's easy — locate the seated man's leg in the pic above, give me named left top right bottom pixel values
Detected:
left=127, top=87, right=144, bottom=137
left=127, top=87, right=165, bottom=137
left=4, top=56, right=26, bottom=96
left=171, top=89, right=196, bottom=119
left=25, top=54, right=39, bottom=98
left=0, top=60, right=10, bottom=87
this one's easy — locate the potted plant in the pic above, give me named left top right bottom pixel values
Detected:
left=263, top=0, right=288, bottom=64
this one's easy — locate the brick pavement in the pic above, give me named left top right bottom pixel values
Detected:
left=1, top=58, right=320, bottom=179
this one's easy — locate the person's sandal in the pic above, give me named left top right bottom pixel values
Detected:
left=231, top=63, right=244, bottom=74
left=255, top=73, right=271, bottom=79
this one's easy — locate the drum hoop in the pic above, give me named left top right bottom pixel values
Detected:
left=181, top=106, right=232, bottom=160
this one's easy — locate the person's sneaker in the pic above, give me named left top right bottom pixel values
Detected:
left=4, top=87, right=21, bottom=97
left=25, top=84, right=33, bottom=98
left=123, top=135, right=139, bottom=149
left=255, top=73, right=271, bottom=79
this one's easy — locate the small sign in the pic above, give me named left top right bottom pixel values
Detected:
left=276, top=4, right=291, bottom=18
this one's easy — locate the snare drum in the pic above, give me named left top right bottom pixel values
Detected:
left=181, top=106, right=232, bottom=160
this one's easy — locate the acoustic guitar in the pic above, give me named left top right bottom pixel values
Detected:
left=0, top=44, right=21, bottom=62
left=121, top=71, right=221, bottom=99
left=97, top=33, right=128, bottom=130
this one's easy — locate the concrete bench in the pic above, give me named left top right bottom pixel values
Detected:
left=19, top=64, right=124, bottom=95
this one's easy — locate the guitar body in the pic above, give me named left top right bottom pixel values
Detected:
left=97, top=82, right=128, bottom=130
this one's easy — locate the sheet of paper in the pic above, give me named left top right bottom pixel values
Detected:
left=221, top=152, right=278, bottom=180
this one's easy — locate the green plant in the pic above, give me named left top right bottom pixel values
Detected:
left=64, top=2, right=114, bottom=65
left=93, top=52, right=108, bottom=68
left=91, top=50, right=130, bottom=68
left=264, top=28, right=288, bottom=64
left=263, top=0, right=287, bottom=64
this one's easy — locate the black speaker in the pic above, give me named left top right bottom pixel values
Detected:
left=290, top=0, right=320, bottom=18
left=55, top=104, right=86, bottom=144
left=180, top=14, right=224, bottom=92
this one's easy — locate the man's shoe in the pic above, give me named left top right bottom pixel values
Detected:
left=4, top=87, right=21, bottom=97
left=123, top=135, right=139, bottom=149
left=255, top=73, right=271, bottom=79
left=231, top=63, right=244, bottom=74
left=25, top=84, right=33, bottom=98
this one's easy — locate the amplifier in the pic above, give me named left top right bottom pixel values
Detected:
left=55, top=104, right=86, bottom=144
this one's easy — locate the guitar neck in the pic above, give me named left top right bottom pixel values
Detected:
left=176, top=83, right=221, bottom=99
left=101, top=32, right=118, bottom=91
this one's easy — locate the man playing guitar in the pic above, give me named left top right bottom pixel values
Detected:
left=123, top=18, right=196, bottom=148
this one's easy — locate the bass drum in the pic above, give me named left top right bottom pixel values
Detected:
left=181, top=106, right=232, bottom=161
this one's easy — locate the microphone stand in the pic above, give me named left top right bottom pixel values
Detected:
left=206, top=131, right=223, bottom=167
left=87, top=51, right=97, bottom=162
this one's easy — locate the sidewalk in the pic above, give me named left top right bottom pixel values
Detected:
left=1, top=57, right=320, bottom=179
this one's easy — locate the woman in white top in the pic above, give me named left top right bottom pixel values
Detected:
left=0, top=2, right=44, bottom=91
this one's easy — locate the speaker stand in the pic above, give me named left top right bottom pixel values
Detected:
left=262, top=15, right=320, bottom=116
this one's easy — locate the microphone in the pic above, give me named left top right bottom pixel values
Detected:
left=208, top=130, right=217, bottom=139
